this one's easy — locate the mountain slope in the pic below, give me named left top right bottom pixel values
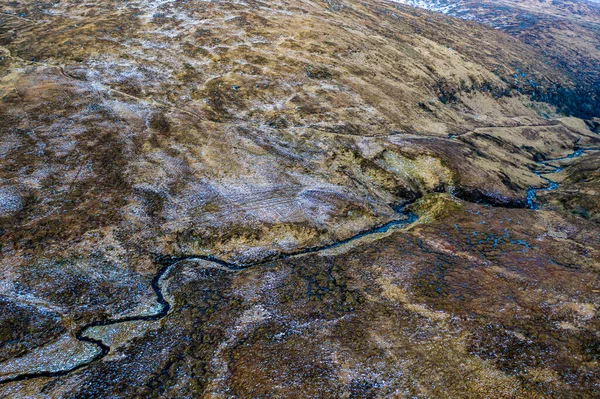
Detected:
left=1, top=0, right=599, bottom=397
left=391, top=0, right=600, bottom=118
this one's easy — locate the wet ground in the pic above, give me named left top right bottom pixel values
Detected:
left=1, top=0, right=600, bottom=397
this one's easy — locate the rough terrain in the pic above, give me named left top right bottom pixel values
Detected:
left=0, top=0, right=599, bottom=397
left=392, top=0, right=600, bottom=117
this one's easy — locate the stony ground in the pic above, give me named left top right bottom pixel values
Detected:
left=0, top=0, right=599, bottom=397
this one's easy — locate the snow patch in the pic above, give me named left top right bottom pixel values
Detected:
left=388, top=0, right=458, bottom=14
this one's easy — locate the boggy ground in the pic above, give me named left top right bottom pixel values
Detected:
left=2, top=195, right=600, bottom=398
left=0, top=0, right=600, bottom=397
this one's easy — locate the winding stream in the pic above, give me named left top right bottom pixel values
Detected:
left=1, top=146, right=598, bottom=385
left=526, top=147, right=599, bottom=209
left=0, top=208, right=417, bottom=384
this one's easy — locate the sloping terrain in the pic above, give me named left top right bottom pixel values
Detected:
left=0, top=0, right=599, bottom=397
left=392, top=0, right=600, bottom=118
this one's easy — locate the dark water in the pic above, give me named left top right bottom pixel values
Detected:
left=526, top=148, right=595, bottom=209
left=3, top=145, right=598, bottom=384
left=0, top=205, right=418, bottom=384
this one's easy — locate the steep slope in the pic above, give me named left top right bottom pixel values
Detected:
left=391, top=0, right=600, bottom=118
left=0, top=0, right=599, bottom=397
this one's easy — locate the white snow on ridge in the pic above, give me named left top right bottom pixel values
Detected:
left=387, top=0, right=458, bottom=14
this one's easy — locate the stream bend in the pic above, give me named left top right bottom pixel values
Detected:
left=1, top=146, right=598, bottom=385
left=526, top=147, right=600, bottom=209
left=0, top=208, right=417, bottom=384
